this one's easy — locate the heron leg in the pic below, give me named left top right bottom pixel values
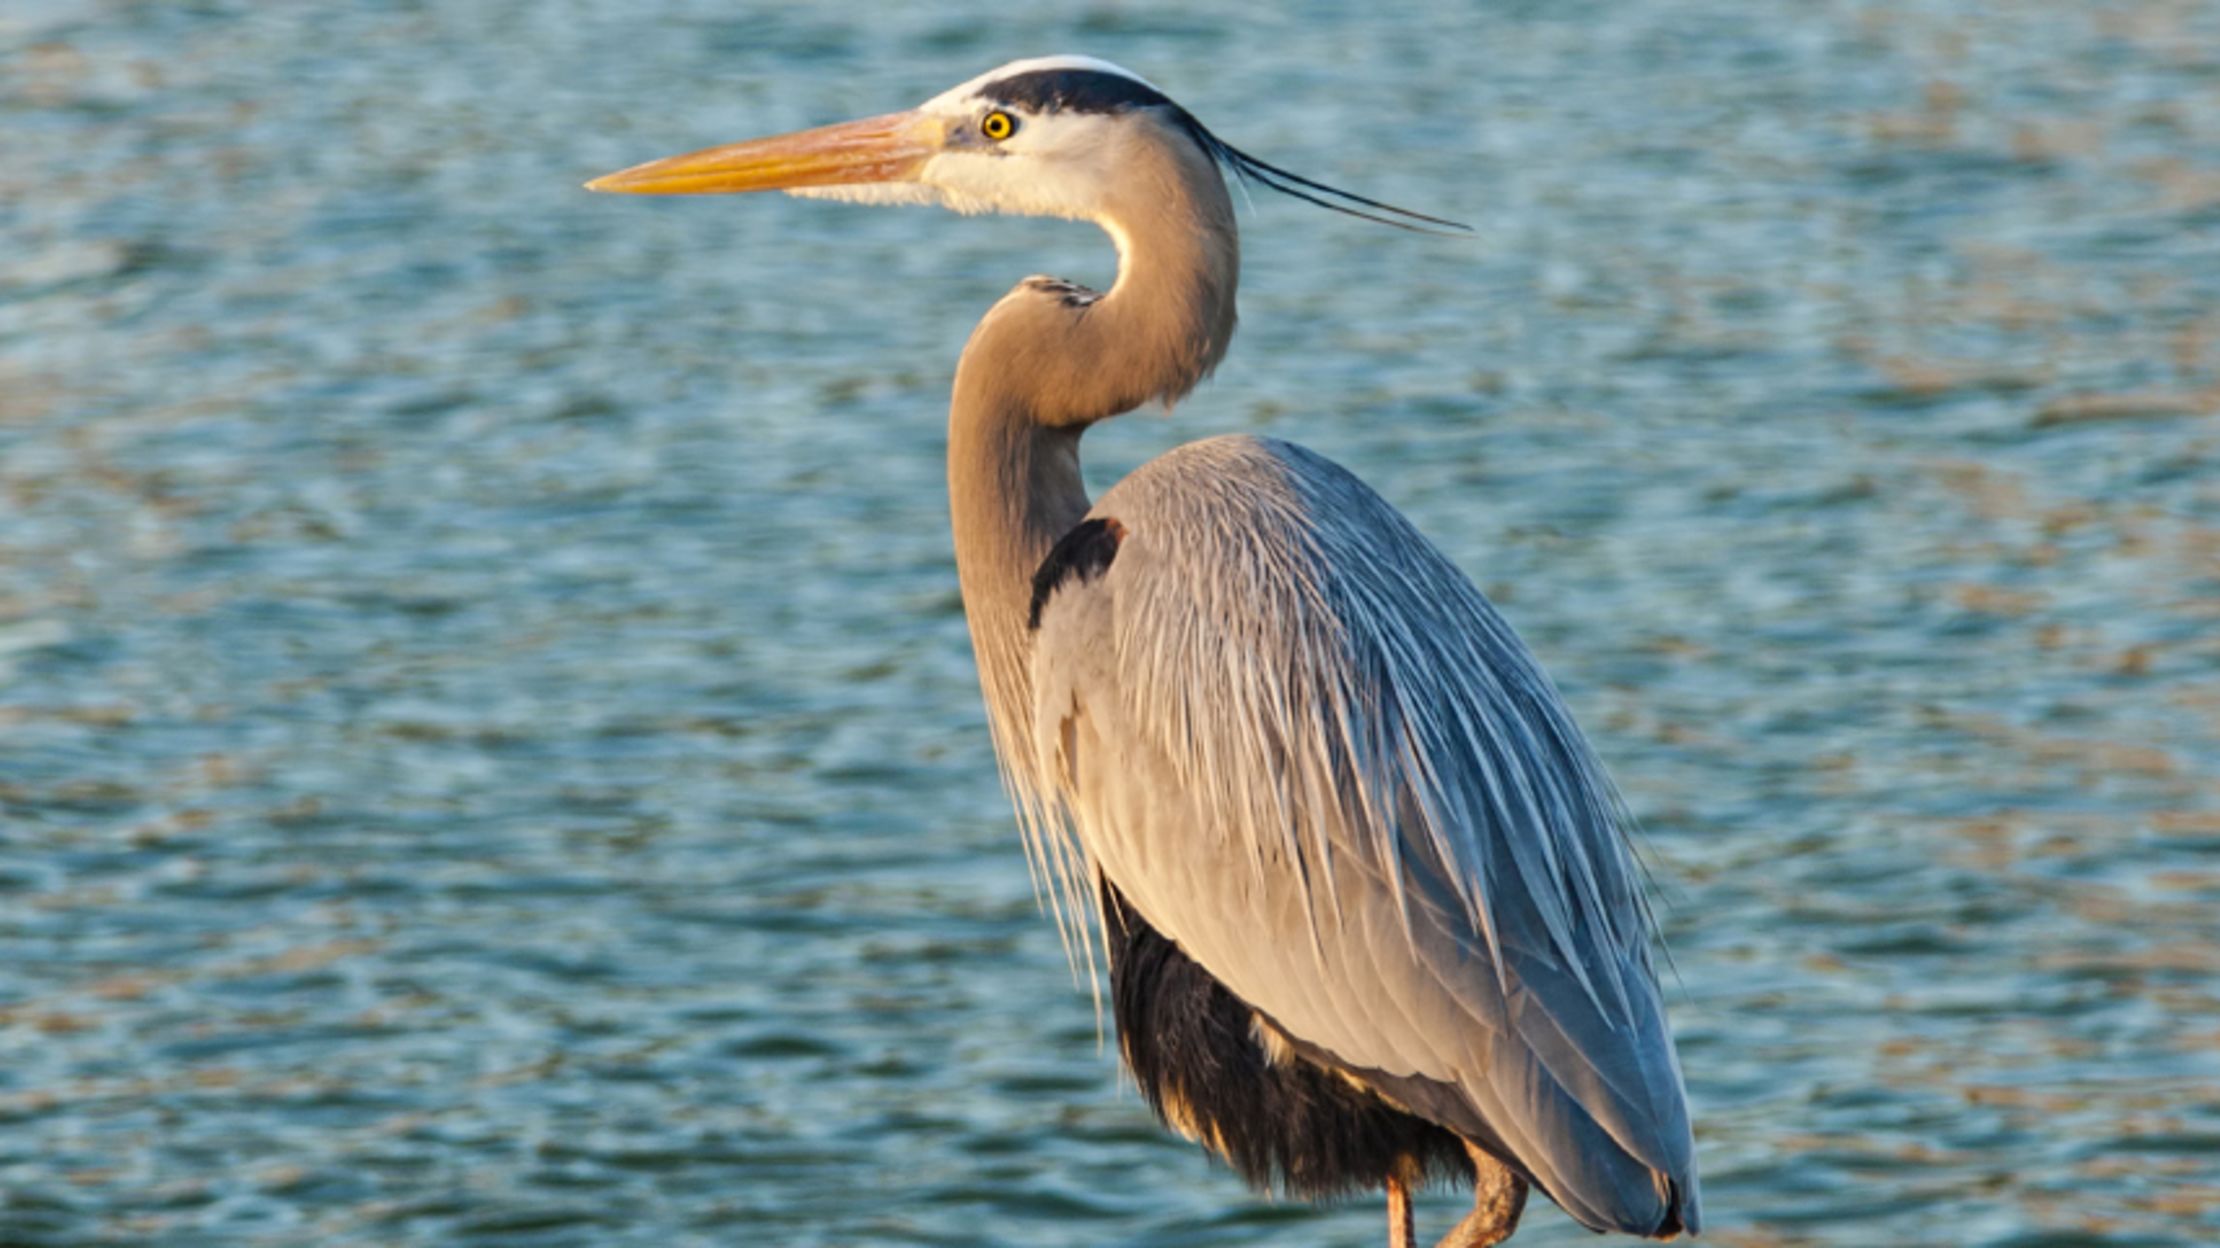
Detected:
left=1433, top=1142, right=1529, bottom=1248
left=1386, top=1169, right=1418, bottom=1248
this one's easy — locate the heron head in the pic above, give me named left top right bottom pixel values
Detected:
left=587, top=55, right=1464, bottom=233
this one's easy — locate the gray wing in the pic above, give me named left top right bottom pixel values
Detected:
left=1027, top=434, right=1699, bottom=1235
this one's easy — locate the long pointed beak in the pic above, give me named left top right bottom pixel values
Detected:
left=585, top=110, right=939, bottom=195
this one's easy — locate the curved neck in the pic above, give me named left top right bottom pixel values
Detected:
left=945, top=123, right=1240, bottom=771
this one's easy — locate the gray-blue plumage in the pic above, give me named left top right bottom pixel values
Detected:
left=1029, top=434, right=1699, bottom=1235
left=591, top=51, right=1699, bottom=1246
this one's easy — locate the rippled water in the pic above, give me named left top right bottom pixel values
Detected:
left=6, top=1, right=2220, bottom=1244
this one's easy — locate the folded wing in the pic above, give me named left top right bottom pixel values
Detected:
left=1026, top=434, right=1699, bottom=1235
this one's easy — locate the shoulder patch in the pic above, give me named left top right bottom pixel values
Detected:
left=1028, top=517, right=1126, bottom=631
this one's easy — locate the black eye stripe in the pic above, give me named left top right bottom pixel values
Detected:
left=968, top=64, right=1471, bottom=234
left=978, top=68, right=1171, bottom=115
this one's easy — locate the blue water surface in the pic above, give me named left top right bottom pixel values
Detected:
left=4, top=1, right=2220, bottom=1244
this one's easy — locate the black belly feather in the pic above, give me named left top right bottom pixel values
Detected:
left=1100, top=881, right=1472, bottom=1198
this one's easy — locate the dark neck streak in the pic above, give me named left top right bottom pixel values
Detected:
left=945, top=118, right=1240, bottom=777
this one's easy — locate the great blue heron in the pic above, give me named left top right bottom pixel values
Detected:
left=590, top=56, right=1700, bottom=1247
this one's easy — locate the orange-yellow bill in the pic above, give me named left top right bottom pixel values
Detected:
left=585, top=110, right=938, bottom=195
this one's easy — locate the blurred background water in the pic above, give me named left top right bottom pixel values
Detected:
left=5, top=1, right=2220, bottom=1244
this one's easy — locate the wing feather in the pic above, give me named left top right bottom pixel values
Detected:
left=1025, top=434, right=1699, bottom=1235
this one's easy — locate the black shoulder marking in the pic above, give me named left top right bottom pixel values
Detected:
left=1028, top=516, right=1125, bottom=631
left=981, top=68, right=1175, bottom=116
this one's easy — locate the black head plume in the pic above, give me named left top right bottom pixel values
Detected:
left=976, top=63, right=1470, bottom=235
left=1173, top=115, right=1470, bottom=236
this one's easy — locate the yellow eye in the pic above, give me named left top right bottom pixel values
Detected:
left=981, top=110, right=1016, bottom=141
